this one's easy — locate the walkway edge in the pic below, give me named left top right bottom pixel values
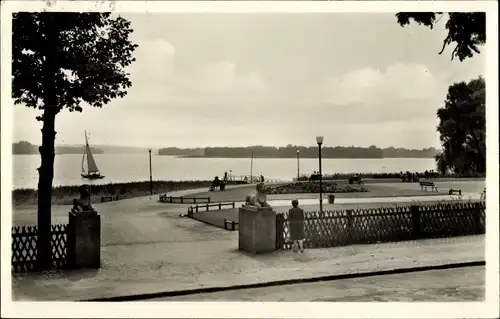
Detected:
left=82, top=260, right=485, bottom=302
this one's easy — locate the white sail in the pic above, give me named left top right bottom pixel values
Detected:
left=81, top=150, right=86, bottom=174
left=86, top=144, right=99, bottom=173
left=84, top=131, right=100, bottom=174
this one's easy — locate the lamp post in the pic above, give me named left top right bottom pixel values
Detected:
left=316, top=136, right=324, bottom=212
left=250, top=151, right=254, bottom=183
left=149, top=149, right=153, bottom=196
left=296, top=149, right=300, bottom=180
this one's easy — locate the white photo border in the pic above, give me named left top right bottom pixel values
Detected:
left=1, top=1, right=498, bottom=318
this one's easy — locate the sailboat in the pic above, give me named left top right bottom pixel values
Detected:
left=81, top=131, right=105, bottom=180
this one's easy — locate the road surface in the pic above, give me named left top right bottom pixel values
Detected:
left=153, top=266, right=484, bottom=302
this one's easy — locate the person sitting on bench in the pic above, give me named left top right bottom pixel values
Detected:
left=209, top=176, right=221, bottom=191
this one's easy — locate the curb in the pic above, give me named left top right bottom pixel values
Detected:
left=82, top=260, right=485, bottom=302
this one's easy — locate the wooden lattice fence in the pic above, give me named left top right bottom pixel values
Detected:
left=12, top=224, right=69, bottom=272
left=276, top=202, right=485, bottom=250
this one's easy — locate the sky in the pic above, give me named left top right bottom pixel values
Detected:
left=12, top=12, right=484, bottom=149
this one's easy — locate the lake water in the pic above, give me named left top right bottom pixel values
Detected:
left=12, top=154, right=437, bottom=189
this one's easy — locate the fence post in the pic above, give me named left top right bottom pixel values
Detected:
left=194, top=197, right=197, bottom=204
left=232, top=202, right=235, bottom=208
left=195, top=205, right=199, bottom=213
left=219, top=203, right=222, bottom=210
left=410, top=205, right=421, bottom=240
left=169, top=196, right=173, bottom=203
left=205, top=204, right=209, bottom=211
left=346, top=209, right=353, bottom=244
left=180, top=196, right=183, bottom=204
left=208, top=197, right=211, bottom=203
left=232, top=221, right=236, bottom=231
left=474, top=202, right=483, bottom=234
left=275, top=213, right=284, bottom=249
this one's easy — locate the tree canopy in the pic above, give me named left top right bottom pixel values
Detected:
left=12, top=12, right=138, bottom=118
left=435, top=77, right=485, bottom=174
left=396, top=12, right=486, bottom=61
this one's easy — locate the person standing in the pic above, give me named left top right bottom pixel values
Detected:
left=288, top=199, right=305, bottom=253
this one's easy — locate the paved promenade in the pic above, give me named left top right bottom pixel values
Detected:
left=11, top=182, right=485, bottom=301
left=12, top=232, right=484, bottom=301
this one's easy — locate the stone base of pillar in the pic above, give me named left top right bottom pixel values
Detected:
left=238, top=206, right=276, bottom=254
left=67, top=210, right=101, bottom=269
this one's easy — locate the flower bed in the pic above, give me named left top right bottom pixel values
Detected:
left=261, top=182, right=368, bottom=194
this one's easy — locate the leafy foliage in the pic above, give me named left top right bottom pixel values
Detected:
left=12, top=12, right=138, bottom=118
left=396, top=12, right=486, bottom=61
left=435, top=77, right=485, bottom=174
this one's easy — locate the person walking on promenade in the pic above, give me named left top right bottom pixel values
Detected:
left=289, top=199, right=305, bottom=253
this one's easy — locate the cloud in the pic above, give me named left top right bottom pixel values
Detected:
left=124, top=38, right=267, bottom=106
left=315, top=63, right=452, bottom=123
left=176, top=60, right=266, bottom=96
left=136, top=39, right=176, bottom=77
left=320, top=63, right=450, bottom=105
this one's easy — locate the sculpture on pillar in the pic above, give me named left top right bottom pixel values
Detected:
left=72, top=184, right=95, bottom=213
left=244, top=183, right=272, bottom=209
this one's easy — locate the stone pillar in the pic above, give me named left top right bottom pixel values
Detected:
left=67, top=210, right=101, bottom=269
left=410, top=205, right=421, bottom=240
left=238, top=206, right=276, bottom=254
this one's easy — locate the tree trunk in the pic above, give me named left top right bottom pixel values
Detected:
left=469, top=126, right=486, bottom=173
left=36, top=14, right=58, bottom=270
left=37, top=111, right=57, bottom=270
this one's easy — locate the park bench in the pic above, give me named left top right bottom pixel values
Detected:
left=209, top=181, right=226, bottom=192
left=224, top=219, right=239, bottom=231
left=448, top=189, right=462, bottom=196
left=349, top=176, right=364, bottom=185
left=100, top=195, right=119, bottom=202
left=419, top=181, right=438, bottom=192
left=308, top=174, right=321, bottom=182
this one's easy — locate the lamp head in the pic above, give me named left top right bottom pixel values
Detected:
left=297, top=149, right=300, bottom=154
left=316, top=136, right=324, bottom=145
